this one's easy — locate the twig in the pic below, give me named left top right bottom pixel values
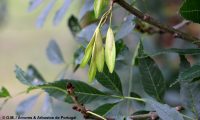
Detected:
left=130, top=112, right=158, bottom=120
left=130, top=106, right=183, bottom=120
left=114, top=0, right=200, bottom=44
left=66, top=83, right=107, bottom=120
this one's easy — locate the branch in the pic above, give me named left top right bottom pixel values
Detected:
left=66, top=83, right=107, bottom=120
left=130, top=106, right=183, bottom=120
left=130, top=112, right=158, bottom=120
left=114, top=0, right=200, bottom=44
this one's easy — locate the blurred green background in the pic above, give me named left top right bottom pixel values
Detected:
left=0, top=0, right=86, bottom=117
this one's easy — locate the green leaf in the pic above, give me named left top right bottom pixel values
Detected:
left=105, top=27, right=116, bottom=73
left=130, top=92, right=145, bottom=104
left=180, top=0, right=200, bottom=24
left=28, top=80, right=119, bottom=104
left=178, top=64, right=200, bottom=82
left=115, top=40, right=129, bottom=61
left=137, top=41, right=166, bottom=101
left=96, top=66, right=123, bottom=95
left=179, top=56, right=200, bottom=119
left=0, top=87, right=10, bottom=98
left=16, top=94, right=40, bottom=115
left=95, top=28, right=104, bottom=72
left=94, top=0, right=108, bottom=18
left=180, top=83, right=200, bottom=119
left=179, top=55, right=190, bottom=72
left=170, top=55, right=190, bottom=87
left=68, top=15, right=81, bottom=36
left=93, top=102, right=118, bottom=116
left=147, top=100, right=184, bottom=120
left=46, top=40, right=65, bottom=64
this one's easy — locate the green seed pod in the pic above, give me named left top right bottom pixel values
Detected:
left=105, top=27, right=116, bottom=73
left=95, top=28, right=104, bottom=72
left=80, top=33, right=96, bottom=67
left=94, top=0, right=108, bottom=18
left=88, top=44, right=97, bottom=82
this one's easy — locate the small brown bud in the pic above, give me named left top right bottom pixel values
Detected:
left=77, top=108, right=81, bottom=112
left=72, top=106, right=77, bottom=110
left=143, top=14, right=150, bottom=21
left=67, top=83, right=73, bottom=89
left=83, top=115, right=89, bottom=119
left=74, top=96, right=78, bottom=101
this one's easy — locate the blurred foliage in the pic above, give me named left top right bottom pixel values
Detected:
left=0, top=0, right=7, bottom=27
left=0, top=0, right=200, bottom=120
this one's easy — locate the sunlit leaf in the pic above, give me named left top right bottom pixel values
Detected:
left=0, top=87, right=10, bottom=98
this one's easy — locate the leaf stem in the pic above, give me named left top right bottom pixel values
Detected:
left=87, top=111, right=107, bottom=120
left=180, top=113, right=195, bottom=120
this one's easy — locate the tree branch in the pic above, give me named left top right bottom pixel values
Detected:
left=114, top=0, right=200, bottom=44
left=130, top=106, right=183, bottom=120
left=66, top=83, right=107, bottom=120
